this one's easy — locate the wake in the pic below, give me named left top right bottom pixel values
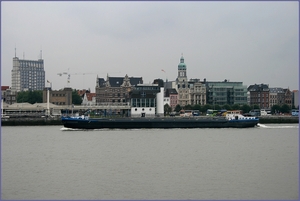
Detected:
left=257, top=123, right=299, bottom=129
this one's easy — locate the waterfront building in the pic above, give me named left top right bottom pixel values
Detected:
left=95, top=74, right=143, bottom=104
left=129, top=82, right=162, bottom=118
left=292, top=90, right=299, bottom=108
left=165, top=88, right=178, bottom=110
left=1, top=86, right=17, bottom=105
left=248, top=84, right=270, bottom=109
left=11, top=51, right=45, bottom=92
left=42, top=87, right=73, bottom=106
left=189, top=78, right=206, bottom=106
left=81, top=92, right=96, bottom=106
left=206, top=80, right=248, bottom=106
left=283, top=88, right=292, bottom=109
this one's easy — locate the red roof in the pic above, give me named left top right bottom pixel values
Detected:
left=1, top=86, right=9, bottom=91
left=86, top=93, right=96, bottom=101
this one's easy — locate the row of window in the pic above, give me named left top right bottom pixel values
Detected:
left=131, top=98, right=156, bottom=107
left=52, top=94, right=66, bottom=97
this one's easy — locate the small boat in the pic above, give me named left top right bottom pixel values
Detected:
left=61, top=113, right=259, bottom=129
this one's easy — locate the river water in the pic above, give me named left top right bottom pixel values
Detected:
left=1, top=123, right=299, bottom=200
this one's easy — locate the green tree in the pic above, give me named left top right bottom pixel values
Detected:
left=222, top=104, right=232, bottom=111
left=174, top=104, right=182, bottom=112
left=253, top=104, right=260, bottom=109
left=240, top=104, right=251, bottom=113
left=72, top=90, right=82, bottom=105
left=192, top=104, right=201, bottom=111
left=214, top=105, right=221, bottom=110
left=164, top=104, right=172, bottom=116
left=183, top=104, right=193, bottom=110
left=271, top=105, right=281, bottom=114
left=231, top=104, right=240, bottom=110
left=280, top=104, right=291, bottom=114
left=201, top=104, right=212, bottom=114
left=17, top=90, right=43, bottom=104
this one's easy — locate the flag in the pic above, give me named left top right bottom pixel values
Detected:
left=47, top=80, right=51, bottom=83
left=161, top=69, right=166, bottom=73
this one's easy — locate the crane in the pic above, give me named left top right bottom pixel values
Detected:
left=57, top=69, right=119, bottom=88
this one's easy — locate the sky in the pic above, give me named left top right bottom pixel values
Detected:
left=1, top=1, right=299, bottom=92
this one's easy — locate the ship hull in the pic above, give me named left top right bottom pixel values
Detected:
left=61, top=117, right=259, bottom=129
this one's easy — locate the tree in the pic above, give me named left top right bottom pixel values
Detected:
left=201, top=104, right=212, bottom=114
left=231, top=104, right=240, bottom=110
left=72, top=90, right=82, bottom=105
left=174, top=104, right=182, bottom=112
left=164, top=104, right=172, bottom=116
left=183, top=104, right=192, bottom=110
left=240, top=104, right=251, bottom=113
left=222, top=104, right=232, bottom=111
left=253, top=104, right=260, bottom=109
left=17, top=90, right=43, bottom=104
left=192, top=104, right=201, bottom=111
left=280, top=104, right=291, bottom=114
left=271, top=105, right=281, bottom=114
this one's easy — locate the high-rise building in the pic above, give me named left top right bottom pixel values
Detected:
left=11, top=50, right=45, bottom=91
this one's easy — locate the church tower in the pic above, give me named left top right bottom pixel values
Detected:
left=176, top=54, right=190, bottom=106
left=177, top=55, right=187, bottom=81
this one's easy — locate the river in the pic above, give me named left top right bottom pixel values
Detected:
left=1, top=123, right=298, bottom=200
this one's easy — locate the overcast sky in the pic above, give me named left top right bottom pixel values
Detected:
left=1, top=1, right=299, bottom=92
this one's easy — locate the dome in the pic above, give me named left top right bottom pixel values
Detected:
left=178, top=63, right=186, bottom=69
left=178, top=56, right=186, bottom=69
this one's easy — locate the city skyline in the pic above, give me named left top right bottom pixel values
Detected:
left=1, top=1, right=298, bottom=92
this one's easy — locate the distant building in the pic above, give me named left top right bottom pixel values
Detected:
left=43, top=87, right=73, bottom=105
left=269, top=87, right=287, bottom=108
left=206, top=80, right=248, bottom=106
left=95, top=74, right=143, bottom=104
left=189, top=78, right=206, bottom=106
left=82, top=92, right=96, bottom=106
left=283, top=88, right=292, bottom=109
left=1, top=86, right=17, bottom=105
left=129, top=82, right=162, bottom=117
left=248, top=84, right=270, bottom=109
left=292, top=90, right=299, bottom=108
left=176, top=55, right=189, bottom=106
left=11, top=51, right=45, bottom=92
left=165, top=88, right=178, bottom=110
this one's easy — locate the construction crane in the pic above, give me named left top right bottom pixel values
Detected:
left=57, top=69, right=120, bottom=88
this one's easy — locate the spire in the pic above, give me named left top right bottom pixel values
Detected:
left=14, top=46, right=16, bottom=57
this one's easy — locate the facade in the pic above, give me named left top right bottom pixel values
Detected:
left=129, top=83, right=162, bottom=117
left=248, top=84, right=270, bottom=109
left=189, top=79, right=206, bottom=105
left=1, top=87, right=17, bottom=105
left=43, top=87, right=73, bottom=105
left=11, top=55, right=45, bottom=92
left=165, top=88, right=178, bottom=110
left=206, top=80, right=248, bottom=106
left=283, top=88, right=292, bottom=109
left=95, top=74, right=143, bottom=104
left=292, top=90, right=299, bottom=108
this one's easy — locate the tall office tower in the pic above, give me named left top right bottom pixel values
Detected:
left=11, top=50, right=45, bottom=91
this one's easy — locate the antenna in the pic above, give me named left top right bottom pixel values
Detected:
left=40, top=50, right=42, bottom=59
left=23, top=52, right=25, bottom=59
left=14, top=46, right=16, bottom=57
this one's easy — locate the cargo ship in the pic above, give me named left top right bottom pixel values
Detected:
left=61, top=112, right=259, bottom=129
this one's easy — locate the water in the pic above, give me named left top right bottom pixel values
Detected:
left=1, top=124, right=299, bottom=200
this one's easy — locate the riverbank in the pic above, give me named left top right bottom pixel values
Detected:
left=1, top=116, right=298, bottom=126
